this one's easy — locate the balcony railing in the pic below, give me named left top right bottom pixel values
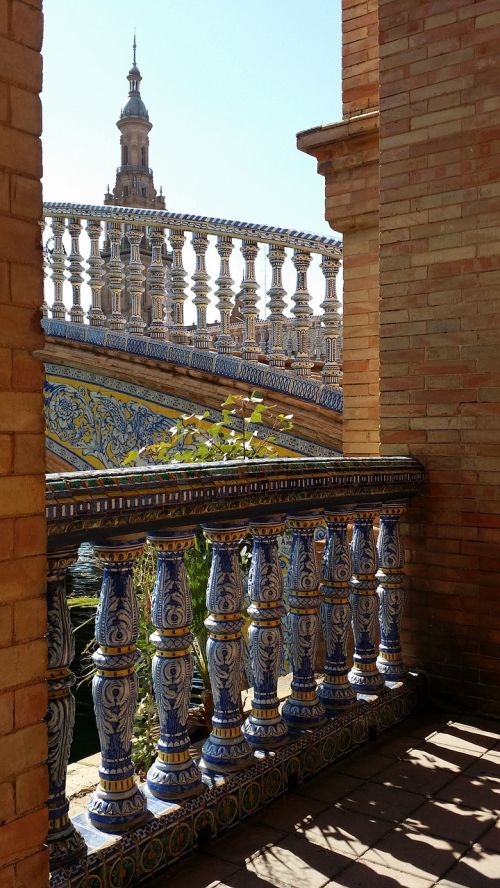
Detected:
left=46, top=455, right=424, bottom=886
left=41, top=202, right=343, bottom=386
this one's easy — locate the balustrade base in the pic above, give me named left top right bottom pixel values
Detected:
left=87, top=784, right=148, bottom=833
left=377, top=656, right=408, bottom=682
left=243, top=715, right=289, bottom=749
left=147, top=758, right=204, bottom=802
left=317, top=678, right=357, bottom=711
left=48, top=818, right=87, bottom=870
left=51, top=675, right=425, bottom=888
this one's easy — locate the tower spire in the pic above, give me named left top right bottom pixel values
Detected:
left=133, top=30, right=136, bottom=66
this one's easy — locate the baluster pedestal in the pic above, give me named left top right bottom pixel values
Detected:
left=282, top=515, right=326, bottom=730
left=47, top=548, right=86, bottom=867
left=318, top=511, right=357, bottom=711
left=88, top=537, right=148, bottom=832
left=200, top=524, right=254, bottom=774
left=376, top=505, right=408, bottom=682
left=147, top=530, right=203, bottom=800
left=243, top=519, right=288, bottom=749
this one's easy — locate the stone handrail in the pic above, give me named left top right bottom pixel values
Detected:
left=42, top=201, right=343, bottom=386
left=46, top=455, right=424, bottom=882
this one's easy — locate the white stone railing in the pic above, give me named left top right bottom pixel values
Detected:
left=42, top=202, right=343, bottom=386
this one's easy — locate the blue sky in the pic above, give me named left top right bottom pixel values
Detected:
left=42, top=0, right=342, bottom=238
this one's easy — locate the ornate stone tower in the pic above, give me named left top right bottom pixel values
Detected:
left=104, top=37, right=165, bottom=210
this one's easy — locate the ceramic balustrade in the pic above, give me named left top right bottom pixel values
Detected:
left=45, top=456, right=423, bottom=873
left=42, top=202, right=343, bottom=383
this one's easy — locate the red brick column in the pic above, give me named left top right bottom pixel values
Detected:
left=0, top=1, right=48, bottom=883
left=378, top=0, right=500, bottom=713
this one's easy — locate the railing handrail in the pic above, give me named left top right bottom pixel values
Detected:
left=46, top=455, right=424, bottom=548
left=43, top=201, right=342, bottom=257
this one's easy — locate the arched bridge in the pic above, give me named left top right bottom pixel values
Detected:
left=40, top=203, right=343, bottom=472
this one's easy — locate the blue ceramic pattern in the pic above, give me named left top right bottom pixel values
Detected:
left=376, top=506, right=408, bottom=680
left=348, top=512, right=385, bottom=695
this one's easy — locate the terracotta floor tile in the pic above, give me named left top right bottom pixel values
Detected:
left=427, top=731, right=492, bottom=757
left=374, top=758, right=456, bottom=796
left=403, top=798, right=496, bottom=844
left=335, top=751, right=394, bottom=780
left=465, top=753, right=500, bottom=785
left=300, top=806, right=392, bottom=858
left=480, top=821, right=500, bottom=852
left=337, top=781, right=424, bottom=823
left=372, top=734, right=423, bottom=759
left=326, top=859, right=436, bottom=887
left=436, top=774, right=500, bottom=815
left=203, top=822, right=286, bottom=864
left=146, top=852, right=240, bottom=888
left=297, top=772, right=363, bottom=804
left=255, top=791, right=329, bottom=833
left=437, top=842, right=500, bottom=887
left=447, top=720, right=500, bottom=745
left=405, top=744, right=477, bottom=774
left=360, top=824, right=466, bottom=881
left=245, top=833, right=351, bottom=888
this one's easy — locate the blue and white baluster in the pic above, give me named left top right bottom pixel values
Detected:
left=243, top=518, right=288, bottom=749
left=318, top=511, right=357, bottom=711
left=282, top=515, right=326, bottom=729
left=200, top=524, right=254, bottom=773
left=88, top=537, right=148, bottom=832
left=348, top=510, right=385, bottom=697
left=376, top=504, right=408, bottom=683
left=47, top=548, right=86, bottom=866
left=146, top=529, right=203, bottom=800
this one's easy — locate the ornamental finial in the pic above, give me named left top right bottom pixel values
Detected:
left=133, top=30, right=137, bottom=66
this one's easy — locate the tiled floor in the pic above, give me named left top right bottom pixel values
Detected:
left=145, top=709, right=500, bottom=888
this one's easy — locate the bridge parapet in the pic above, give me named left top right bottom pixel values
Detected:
left=42, top=202, right=343, bottom=387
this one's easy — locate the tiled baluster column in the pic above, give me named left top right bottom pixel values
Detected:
left=320, top=256, right=342, bottom=387
left=215, top=236, right=235, bottom=354
left=127, top=224, right=146, bottom=334
left=243, top=519, right=288, bottom=749
left=376, top=505, right=408, bottom=681
left=40, top=219, right=49, bottom=318
left=87, top=219, right=106, bottom=326
left=50, top=216, right=67, bottom=320
left=317, top=511, right=357, bottom=711
left=169, top=228, right=188, bottom=343
left=148, top=225, right=168, bottom=339
left=267, top=245, right=287, bottom=369
left=200, top=524, right=254, bottom=773
left=68, top=219, right=84, bottom=324
left=192, top=232, right=212, bottom=350
left=46, top=548, right=86, bottom=867
left=146, top=529, right=203, bottom=800
left=107, top=221, right=126, bottom=330
left=282, top=515, right=326, bottom=729
left=291, top=250, right=314, bottom=377
left=88, top=538, right=148, bottom=832
left=241, top=240, right=260, bottom=362
left=348, top=510, right=385, bottom=696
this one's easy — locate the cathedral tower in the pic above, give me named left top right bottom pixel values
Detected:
left=104, top=37, right=165, bottom=209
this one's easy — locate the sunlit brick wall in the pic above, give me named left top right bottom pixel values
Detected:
left=378, top=0, right=500, bottom=713
left=0, top=0, right=48, bottom=883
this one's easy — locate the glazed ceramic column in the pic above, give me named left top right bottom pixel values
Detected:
left=215, top=236, right=235, bottom=354
left=240, top=240, right=260, bottom=362
left=146, top=529, right=203, bottom=800
left=148, top=225, right=168, bottom=339
left=169, top=228, right=188, bottom=343
left=68, top=218, right=84, bottom=324
left=50, top=216, right=67, bottom=320
left=267, top=245, right=287, bottom=370
left=317, top=511, right=357, bottom=712
left=320, top=256, right=342, bottom=387
left=200, top=523, right=254, bottom=773
left=243, top=518, right=288, bottom=749
left=376, top=504, right=408, bottom=681
left=192, top=232, right=212, bottom=350
left=46, top=548, right=86, bottom=867
left=88, top=537, right=148, bottom=832
left=87, top=219, right=106, bottom=326
left=282, top=515, right=326, bottom=729
left=291, top=250, right=314, bottom=378
left=126, top=224, right=146, bottom=334
left=107, top=220, right=126, bottom=330
left=40, top=219, right=49, bottom=318
left=348, top=510, right=385, bottom=696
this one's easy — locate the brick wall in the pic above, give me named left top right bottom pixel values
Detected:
left=378, top=0, right=500, bottom=713
left=343, top=0, right=379, bottom=117
left=0, top=1, right=48, bottom=884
